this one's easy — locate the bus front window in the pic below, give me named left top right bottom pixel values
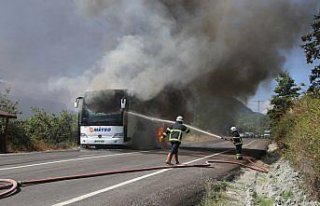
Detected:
left=80, top=90, right=126, bottom=126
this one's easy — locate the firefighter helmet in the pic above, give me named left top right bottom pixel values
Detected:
left=176, top=116, right=183, bottom=122
left=230, top=126, right=237, bottom=132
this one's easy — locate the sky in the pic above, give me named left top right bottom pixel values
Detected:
left=0, top=0, right=318, bottom=115
left=247, top=47, right=312, bottom=113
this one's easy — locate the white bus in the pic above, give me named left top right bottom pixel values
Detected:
left=74, top=90, right=130, bottom=148
left=74, top=90, right=161, bottom=149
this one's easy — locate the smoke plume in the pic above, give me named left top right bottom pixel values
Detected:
left=51, top=0, right=317, bottom=101
left=48, top=0, right=318, bottom=132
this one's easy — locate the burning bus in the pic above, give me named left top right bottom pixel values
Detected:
left=74, top=90, right=164, bottom=149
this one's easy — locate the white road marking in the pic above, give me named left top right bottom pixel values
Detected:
left=0, top=149, right=79, bottom=156
left=52, top=140, right=258, bottom=206
left=0, top=151, right=148, bottom=171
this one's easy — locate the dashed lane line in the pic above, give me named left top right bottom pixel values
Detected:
left=0, top=151, right=149, bottom=171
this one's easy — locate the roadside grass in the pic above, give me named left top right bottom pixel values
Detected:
left=225, top=182, right=237, bottom=190
left=254, top=194, right=274, bottom=206
left=200, top=180, right=229, bottom=206
left=8, top=138, right=77, bottom=152
left=281, top=189, right=293, bottom=202
left=257, top=174, right=267, bottom=183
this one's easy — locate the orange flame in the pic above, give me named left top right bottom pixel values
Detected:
left=156, top=126, right=164, bottom=142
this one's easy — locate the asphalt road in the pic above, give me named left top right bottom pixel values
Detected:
left=0, top=138, right=269, bottom=206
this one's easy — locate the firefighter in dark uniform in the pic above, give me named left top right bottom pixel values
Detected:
left=230, top=126, right=243, bottom=160
left=161, top=116, right=190, bottom=165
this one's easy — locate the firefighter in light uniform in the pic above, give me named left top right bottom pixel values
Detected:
left=230, top=126, right=243, bottom=160
left=162, top=116, right=190, bottom=165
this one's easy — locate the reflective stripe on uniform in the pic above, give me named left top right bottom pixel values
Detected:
left=233, top=137, right=243, bottom=145
left=169, top=129, right=183, bottom=142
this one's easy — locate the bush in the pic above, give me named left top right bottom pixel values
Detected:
left=23, top=108, right=77, bottom=150
left=273, top=96, right=320, bottom=199
left=1, top=89, right=77, bottom=152
left=7, top=120, right=34, bottom=151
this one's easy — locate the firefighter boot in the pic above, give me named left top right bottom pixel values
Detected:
left=166, top=153, right=173, bottom=165
left=236, top=154, right=243, bottom=160
left=174, top=153, right=180, bottom=164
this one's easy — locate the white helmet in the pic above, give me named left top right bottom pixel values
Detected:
left=176, top=116, right=183, bottom=122
left=230, top=126, right=237, bottom=132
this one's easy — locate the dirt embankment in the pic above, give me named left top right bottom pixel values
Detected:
left=200, top=142, right=320, bottom=206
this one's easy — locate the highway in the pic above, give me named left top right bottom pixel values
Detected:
left=0, top=138, right=269, bottom=206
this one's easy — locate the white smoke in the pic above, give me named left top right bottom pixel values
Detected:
left=49, top=0, right=319, bottom=102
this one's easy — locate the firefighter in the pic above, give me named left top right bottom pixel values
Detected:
left=230, top=126, right=243, bottom=160
left=161, top=116, right=190, bottom=165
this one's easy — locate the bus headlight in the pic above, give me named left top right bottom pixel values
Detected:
left=112, top=133, right=123, bottom=138
left=81, top=133, right=88, bottom=138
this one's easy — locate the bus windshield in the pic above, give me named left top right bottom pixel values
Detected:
left=81, top=90, right=126, bottom=126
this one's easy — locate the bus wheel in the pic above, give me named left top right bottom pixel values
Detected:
left=80, top=145, right=88, bottom=149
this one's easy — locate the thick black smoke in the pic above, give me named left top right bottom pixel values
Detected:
left=52, top=0, right=317, bottom=99
left=50, top=0, right=318, bottom=131
left=160, top=0, right=314, bottom=98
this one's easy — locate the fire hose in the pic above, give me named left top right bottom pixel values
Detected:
left=0, top=157, right=268, bottom=199
left=0, top=112, right=267, bottom=198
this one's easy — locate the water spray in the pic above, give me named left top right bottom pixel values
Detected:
left=126, top=111, right=230, bottom=141
left=126, top=111, right=175, bottom=124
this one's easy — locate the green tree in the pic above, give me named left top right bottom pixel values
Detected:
left=267, top=71, right=300, bottom=126
left=0, top=88, right=19, bottom=114
left=24, top=108, right=77, bottom=149
left=301, top=11, right=320, bottom=98
left=0, top=88, right=77, bottom=151
left=0, top=88, right=31, bottom=151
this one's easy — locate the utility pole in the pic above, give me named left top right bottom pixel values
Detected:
left=254, top=100, right=264, bottom=113
left=253, top=100, right=266, bottom=135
